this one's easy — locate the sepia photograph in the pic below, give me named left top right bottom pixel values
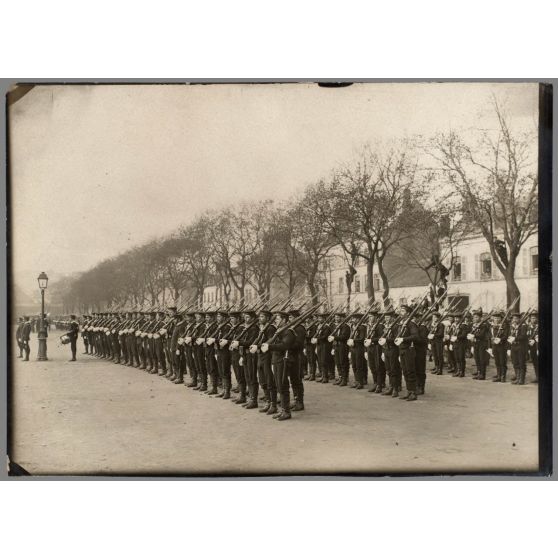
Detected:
left=6, top=81, right=551, bottom=476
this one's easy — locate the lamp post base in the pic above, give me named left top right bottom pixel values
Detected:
left=37, top=333, right=48, bottom=361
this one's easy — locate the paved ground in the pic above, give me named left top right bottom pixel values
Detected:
left=10, top=332, right=539, bottom=476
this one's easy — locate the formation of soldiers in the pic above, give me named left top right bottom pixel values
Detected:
left=50, top=291, right=539, bottom=422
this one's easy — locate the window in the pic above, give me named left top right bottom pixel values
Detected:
left=453, top=256, right=462, bottom=281
left=480, top=252, right=492, bottom=280
left=373, top=273, right=381, bottom=291
left=355, top=275, right=361, bottom=293
left=530, top=246, right=538, bottom=274
left=338, top=277, right=344, bottom=294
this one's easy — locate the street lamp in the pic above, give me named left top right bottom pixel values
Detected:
left=37, top=271, right=48, bottom=361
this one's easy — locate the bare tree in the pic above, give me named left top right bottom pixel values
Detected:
left=429, top=101, right=538, bottom=310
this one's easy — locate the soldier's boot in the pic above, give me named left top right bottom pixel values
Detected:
left=222, top=379, right=231, bottom=400
left=292, top=396, right=305, bottom=412
left=493, top=371, right=502, bottom=382
left=333, top=376, right=341, bottom=385
left=518, top=369, right=526, bottom=385
left=416, top=384, right=425, bottom=395
left=406, top=392, right=418, bottom=401
left=259, top=401, right=271, bottom=413
left=368, top=382, right=378, bottom=393
left=173, top=370, right=184, bottom=384
left=382, top=385, right=394, bottom=396
left=234, top=385, right=247, bottom=404
left=260, top=387, right=270, bottom=405
left=266, top=403, right=278, bottom=415
left=245, top=397, right=258, bottom=409
left=501, top=369, right=507, bottom=383
left=392, top=383, right=400, bottom=398
left=274, top=392, right=289, bottom=419
left=321, top=374, right=329, bottom=383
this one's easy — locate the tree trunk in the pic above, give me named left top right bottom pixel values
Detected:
left=366, top=258, right=375, bottom=303
left=505, top=271, right=521, bottom=311
left=377, top=256, right=389, bottom=303
left=307, top=275, right=319, bottom=304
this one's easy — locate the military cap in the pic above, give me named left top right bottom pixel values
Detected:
left=400, top=304, right=413, bottom=313
left=259, top=308, right=273, bottom=317
left=472, top=309, right=483, bottom=316
left=242, top=309, right=257, bottom=317
left=217, top=309, right=229, bottom=317
left=205, top=310, right=216, bottom=316
left=431, top=311, right=441, bottom=318
left=274, top=309, right=290, bottom=318
left=24, top=315, right=30, bottom=320
left=335, top=311, right=346, bottom=317
left=168, top=306, right=178, bottom=312
left=449, top=311, right=461, bottom=318
left=369, top=308, right=380, bottom=315
left=351, top=312, right=364, bottom=319
left=229, top=311, right=241, bottom=318
left=529, top=311, right=538, bottom=317
left=511, top=312, right=522, bottom=318
left=382, top=309, right=396, bottom=316
left=492, top=311, right=504, bottom=318
left=288, top=309, right=301, bottom=317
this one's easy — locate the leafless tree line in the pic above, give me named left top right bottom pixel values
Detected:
left=56, top=101, right=538, bottom=313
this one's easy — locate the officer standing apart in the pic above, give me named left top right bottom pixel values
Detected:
left=67, top=314, right=80, bottom=361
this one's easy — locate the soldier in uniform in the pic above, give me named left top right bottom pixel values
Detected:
left=214, top=310, right=232, bottom=398
left=228, top=312, right=247, bottom=404
left=365, top=310, right=386, bottom=393
left=15, top=317, right=24, bottom=358
left=489, top=311, right=509, bottom=382
left=469, top=310, right=490, bottom=380
left=21, top=316, right=31, bottom=361
left=313, top=311, right=334, bottom=383
left=67, top=314, right=80, bottom=361
left=508, top=312, right=528, bottom=385
left=526, top=312, right=539, bottom=383
left=262, top=310, right=300, bottom=421
left=414, top=309, right=428, bottom=394
left=444, top=314, right=456, bottom=375
left=303, top=315, right=318, bottom=381
left=428, top=311, right=445, bottom=375
left=237, top=310, right=259, bottom=408
left=395, top=305, right=419, bottom=401
left=379, top=309, right=401, bottom=397
left=347, top=312, right=367, bottom=389
left=330, top=312, right=350, bottom=386
left=288, top=309, right=307, bottom=411
left=253, top=309, right=278, bottom=413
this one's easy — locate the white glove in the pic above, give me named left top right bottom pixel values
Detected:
left=106, top=331, right=111, bottom=336
left=428, top=343, right=432, bottom=350
left=141, top=333, right=147, bottom=338
left=535, top=335, right=539, bottom=343
left=184, top=336, right=192, bottom=344
left=378, top=338, right=386, bottom=346
left=249, top=344, right=258, bottom=354
left=427, top=333, right=434, bottom=340
left=135, top=331, right=140, bottom=337
left=364, top=339, right=371, bottom=347
left=327, top=335, right=334, bottom=343
left=487, top=348, right=494, bottom=357
left=467, top=333, right=475, bottom=341
left=507, top=350, right=511, bottom=357
left=153, top=334, right=160, bottom=340
left=178, top=338, right=184, bottom=345
left=364, top=352, right=368, bottom=361
left=311, top=338, right=318, bottom=345
left=331, top=349, right=335, bottom=356
left=239, top=357, right=244, bottom=366
left=303, top=348, right=306, bottom=355
left=230, top=340, right=239, bottom=349
left=492, top=337, right=500, bottom=344
left=148, top=333, right=153, bottom=339
left=261, top=343, right=269, bottom=353
left=381, top=354, right=385, bottom=362
left=196, top=338, right=204, bottom=345
left=394, top=337, right=402, bottom=346
left=118, top=331, right=123, bottom=336
left=450, top=336, right=457, bottom=342
left=219, top=339, right=228, bottom=348
left=206, top=337, right=215, bottom=346
left=443, top=335, right=449, bottom=341
left=449, top=344, right=453, bottom=351
left=507, top=336, right=515, bottom=344
left=175, top=349, right=180, bottom=356
left=529, top=339, right=535, bottom=346
left=347, top=339, right=354, bottom=347
left=159, top=329, right=166, bottom=336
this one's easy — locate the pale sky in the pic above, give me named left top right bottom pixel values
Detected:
left=9, top=82, right=538, bottom=296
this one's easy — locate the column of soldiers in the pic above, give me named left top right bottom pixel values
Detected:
left=42, top=297, right=538, bottom=417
